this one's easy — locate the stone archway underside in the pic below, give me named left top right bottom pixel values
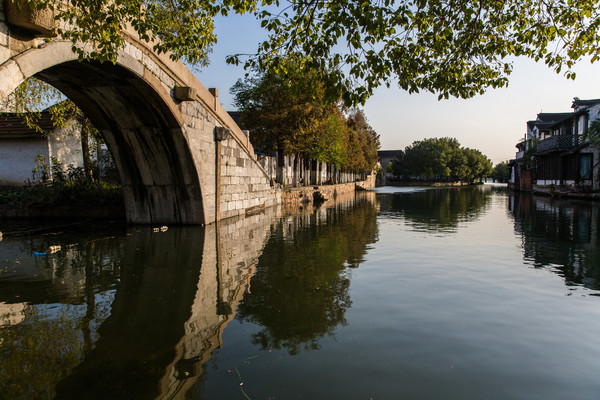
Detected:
left=36, top=60, right=205, bottom=224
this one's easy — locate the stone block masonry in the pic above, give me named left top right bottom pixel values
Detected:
left=281, top=172, right=376, bottom=205
left=179, top=97, right=281, bottom=223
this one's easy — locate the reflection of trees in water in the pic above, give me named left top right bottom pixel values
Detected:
left=510, top=192, right=600, bottom=290
left=0, top=226, right=126, bottom=304
left=378, top=186, right=494, bottom=233
left=0, top=195, right=379, bottom=398
left=236, top=194, right=378, bottom=355
left=0, top=305, right=84, bottom=399
left=0, top=300, right=114, bottom=400
left=0, top=232, right=123, bottom=400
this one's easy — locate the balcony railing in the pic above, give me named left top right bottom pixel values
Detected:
left=536, top=135, right=580, bottom=153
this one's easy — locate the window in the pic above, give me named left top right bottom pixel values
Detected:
left=579, top=116, right=587, bottom=134
left=580, top=154, right=593, bottom=180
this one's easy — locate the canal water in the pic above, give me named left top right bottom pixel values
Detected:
left=1, top=186, right=600, bottom=399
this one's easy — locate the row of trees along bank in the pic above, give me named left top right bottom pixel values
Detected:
left=231, top=61, right=380, bottom=186
left=389, top=137, right=493, bottom=183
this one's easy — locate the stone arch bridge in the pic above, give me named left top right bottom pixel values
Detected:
left=0, top=2, right=280, bottom=225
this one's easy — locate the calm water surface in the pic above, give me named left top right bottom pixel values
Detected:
left=1, top=186, right=600, bottom=399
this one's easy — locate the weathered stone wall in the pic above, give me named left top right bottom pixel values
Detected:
left=218, top=134, right=281, bottom=219
left=0, top=0, right=48, bottom=94
left=358, top=170, right=377, bottom=189
left=101, top=35, right=281, bottom=224
left=0, top=136, right=47, bottom=184
left=0, top=2, right=8, bottom=63
left=177, top=96, right=280, bottom=223
left=281, top=171, right=375, bottom=205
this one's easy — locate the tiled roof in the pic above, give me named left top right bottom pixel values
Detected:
left=0, top=112, right=55, bottom=138
left=227, top=111, right=241, bottom=124
left=378, top=150, right=401, bottom=158
left=572, top=98, right=600, bottom=108
left=531, top=112, right=575, bottom=131
left=536, top=112, right=574, bottom=123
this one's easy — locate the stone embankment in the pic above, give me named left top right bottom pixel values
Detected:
left=281, top=173, right=376, bottom=205
left=0, top=174, right=376, bottom=222
left=531, top=185, right=600, bottom=201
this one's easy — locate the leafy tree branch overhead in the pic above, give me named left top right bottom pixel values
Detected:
left=11, top=0, right=600, bottom=106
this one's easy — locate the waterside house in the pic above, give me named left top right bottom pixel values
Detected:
left=377, top=150, right=400, bottom=185
left=509, top=98, right=600, bottom=197
left=0, top=110, right=85, bottom=185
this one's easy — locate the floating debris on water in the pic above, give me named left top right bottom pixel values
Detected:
left=47, top=245, right=61, bottom=254
left=33, top=245, right=61, bottom=256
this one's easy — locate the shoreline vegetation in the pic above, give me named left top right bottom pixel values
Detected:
left=0, top=181, right=125, bottom=220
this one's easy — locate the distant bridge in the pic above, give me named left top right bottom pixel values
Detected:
left=0, top=2, right=280, bottom=224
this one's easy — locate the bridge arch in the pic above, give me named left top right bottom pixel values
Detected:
left=1, top=41, right=206, bottom=224
left=1, top=7, right=282, bottom=225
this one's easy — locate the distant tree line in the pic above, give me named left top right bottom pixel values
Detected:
left=231, top=60, right=380, bottom=172
left=390, top=137, right=493, bottom=183
left=491, top=161, right=510, bottom=183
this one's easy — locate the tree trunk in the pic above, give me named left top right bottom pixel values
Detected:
left=276, top=151, right=285, bottom=185
left=80, top=120, right=95, bottom=182
left=293, top=155, right=298, bottom=187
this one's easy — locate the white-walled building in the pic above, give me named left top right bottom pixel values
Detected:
left=0, top=111, right=85, bottom=185
left=509, top=98, right=600, bottom=193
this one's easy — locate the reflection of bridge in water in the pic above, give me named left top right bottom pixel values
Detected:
left=0, top=191, right=377, bottom=399
left=160, top=191, right=377, bottom=398
left=158, top=212, right=281, bottom=399
left=50, top=207, right=279, bottom=399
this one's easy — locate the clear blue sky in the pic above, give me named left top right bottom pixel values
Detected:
left=195, top=14, right=600, bottom=165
